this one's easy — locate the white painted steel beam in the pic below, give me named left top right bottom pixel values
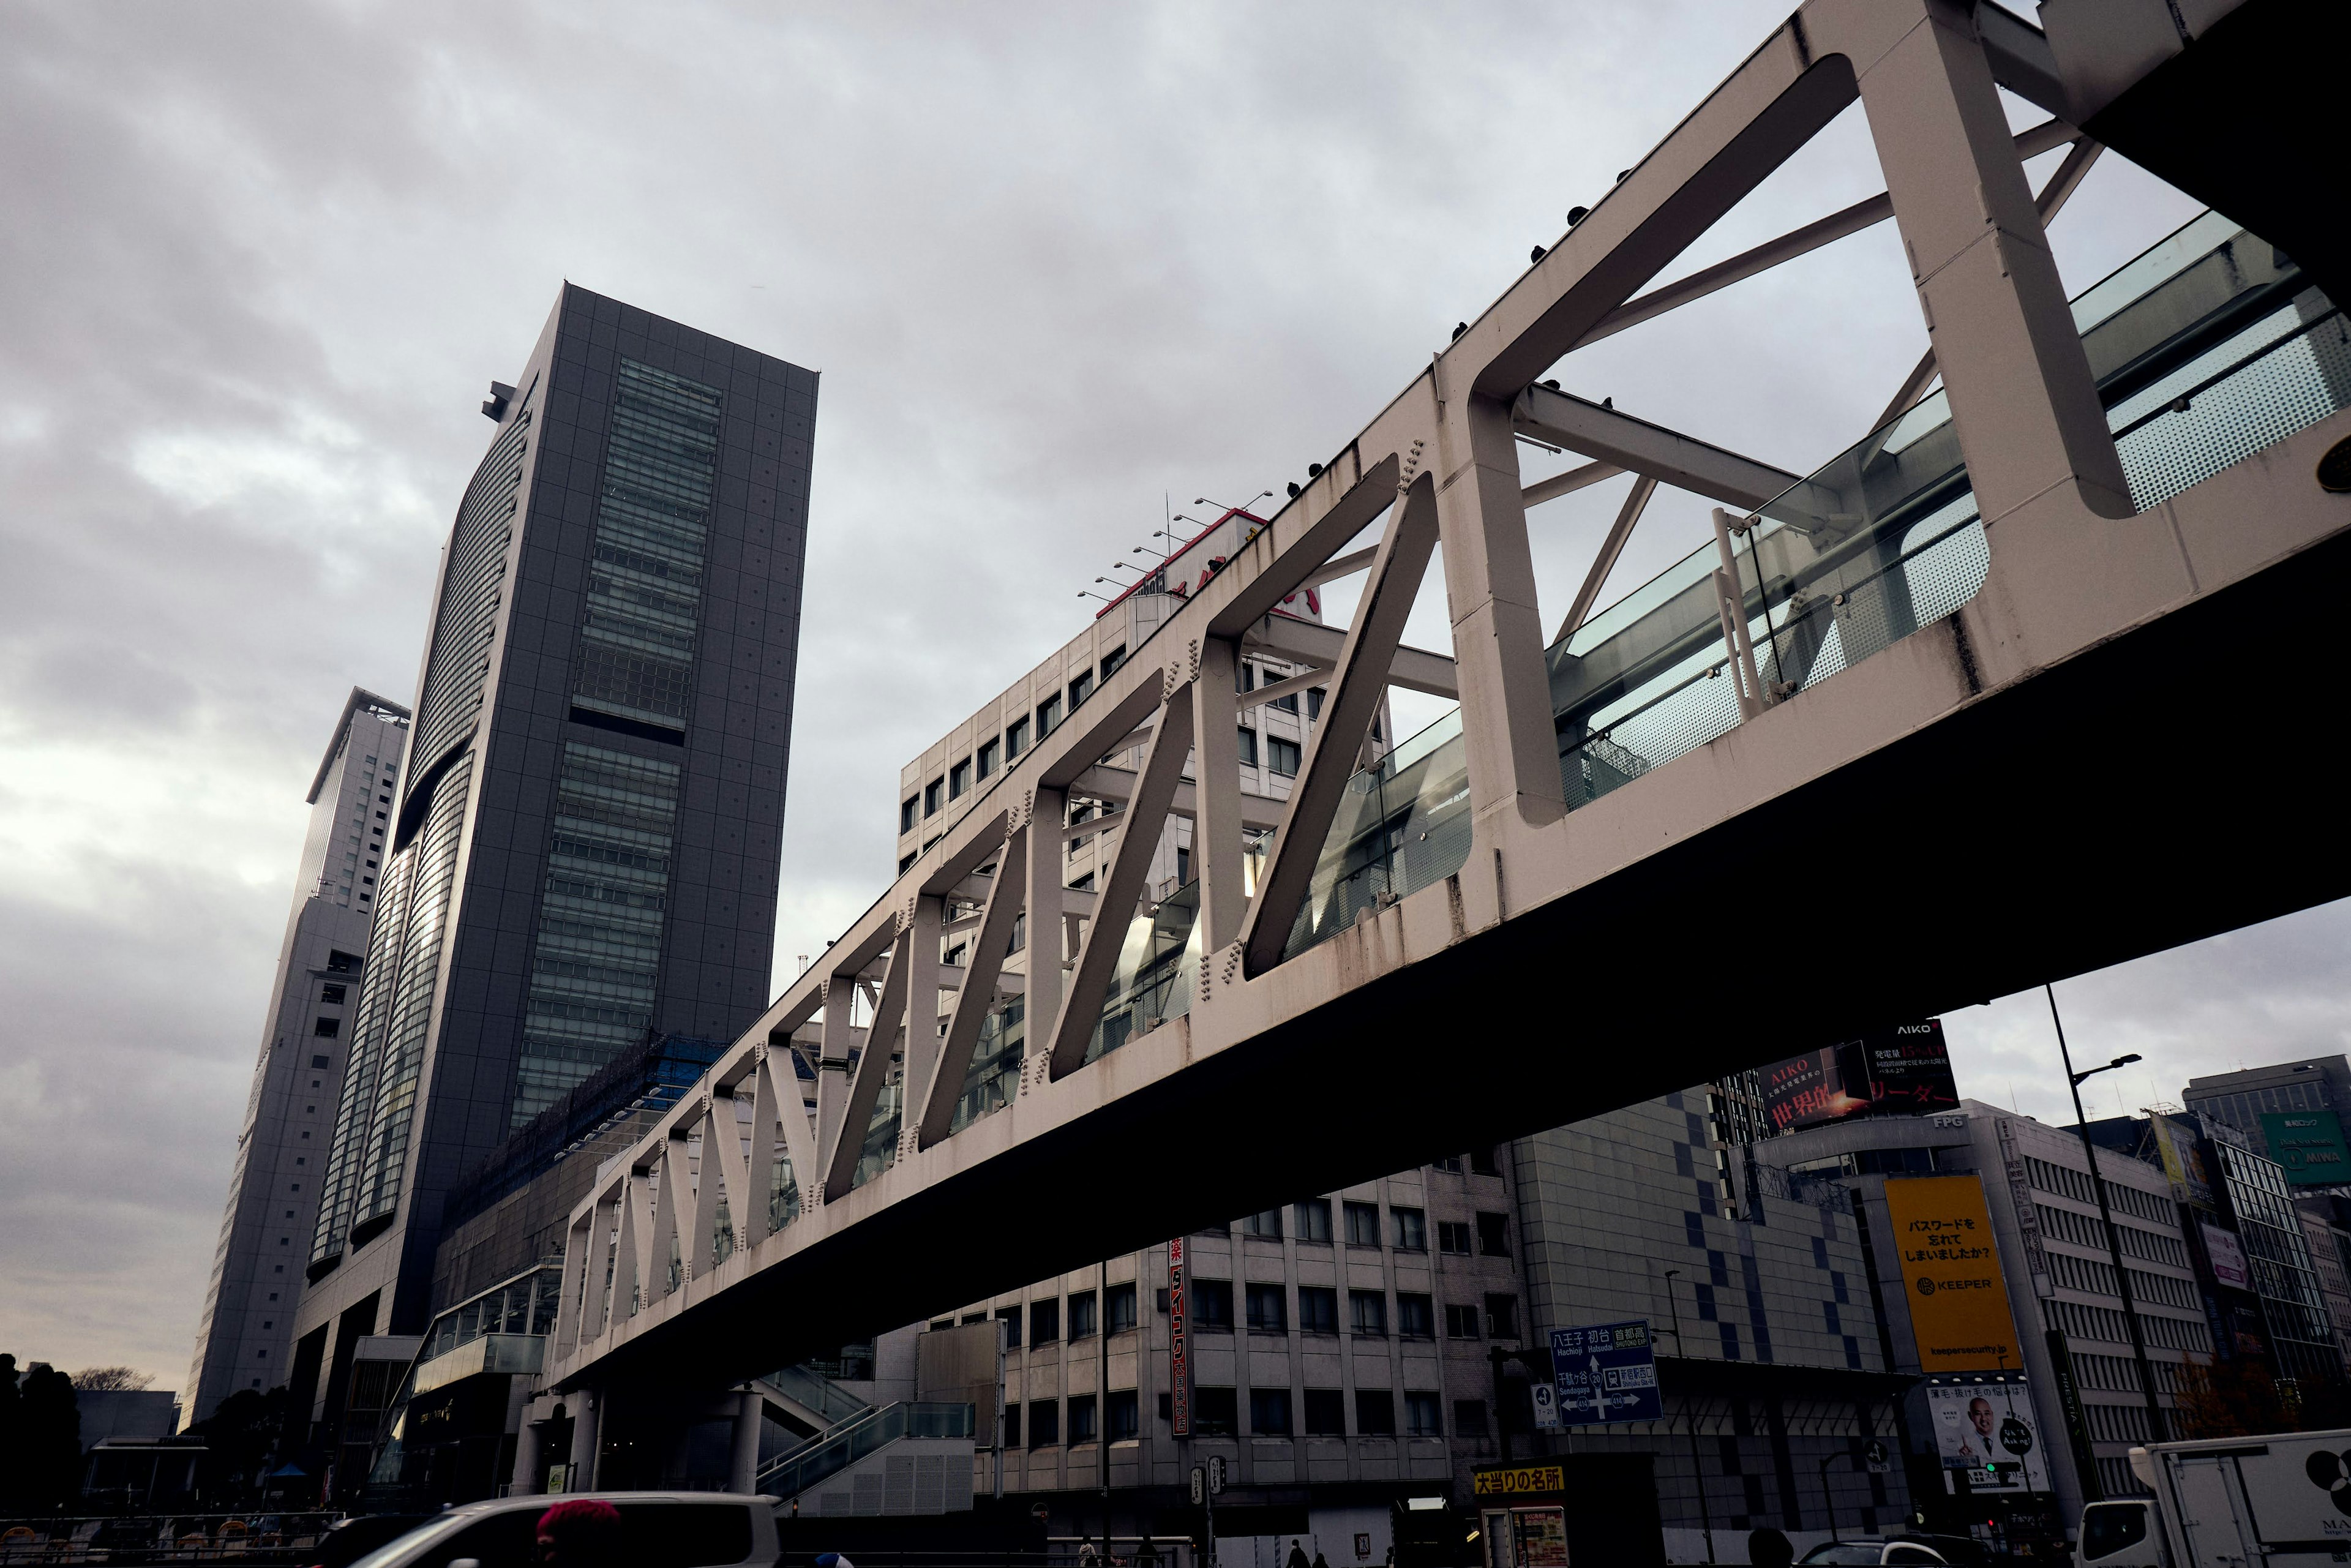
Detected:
left=1511, top=383, right=1802, bottom=511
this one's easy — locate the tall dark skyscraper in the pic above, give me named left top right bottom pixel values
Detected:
left=288, top=286, right=815, bottom=1407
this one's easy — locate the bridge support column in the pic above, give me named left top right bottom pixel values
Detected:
left=512, top=1416, right=544, bottom=1496
left=1024, top=783, right=1067, bottom=1055
left=567, top=1387, right=601, bottom=1490
left=1190, top=637, right=1246, bottom=955
left=730, top=1389, right=762, bottom=1495
left=1851, top=0, right=2131, bottom=520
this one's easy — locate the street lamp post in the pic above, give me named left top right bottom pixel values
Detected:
left=2047, top=984, right=2169, bottom=1456
left=1662, top=1270, right=1716, bottom=1564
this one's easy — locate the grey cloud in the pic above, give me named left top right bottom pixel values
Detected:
left=0, top=0, right=2323, bottom=1385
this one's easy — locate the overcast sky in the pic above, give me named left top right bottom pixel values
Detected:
left=4, top=1, right=2345, bottom=1388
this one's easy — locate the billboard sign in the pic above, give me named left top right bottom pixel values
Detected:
left=2149, top=1111, right=2219, bottom=1207
left=1927, top=1378, right=2053, bottom=1494
left=2262, top=1111, right=2351, bottom=1187
left=1884, top=1175, right=2023, bottom=1372
left=2202, top=1222, right=2252, bottom=1289
left=1551, top=1319, right=1662, bottom=1425
left=1761, top=1021, right=1960, bottom=1133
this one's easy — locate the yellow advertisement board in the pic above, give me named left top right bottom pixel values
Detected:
left=1884, top=1174, right=2023, bottom=1371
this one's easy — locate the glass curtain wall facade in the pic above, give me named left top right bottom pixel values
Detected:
left=2213, top=1136, right=2342, bottom=1385
left=289, top=290, right=814, bottom=1469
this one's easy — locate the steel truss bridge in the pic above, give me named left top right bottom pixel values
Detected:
left=547, top=0, right=2351, bottom=1401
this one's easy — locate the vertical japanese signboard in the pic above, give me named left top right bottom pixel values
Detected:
left=1884, top=1175, right=2023, bottom=1373
left=1167, top=1237, right=1191, bottom=1436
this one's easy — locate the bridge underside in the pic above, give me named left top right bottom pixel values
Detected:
left=582, top=443, right=2351, bottom=1389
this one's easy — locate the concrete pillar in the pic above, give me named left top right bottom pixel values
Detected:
left=568, top=1388, right=601, bottom=1491
left=1023, top=784, right=1067, bottom=1049
left=512, top=1419, right=544, bottom=1496
left=730, top=1390, right=762, bottom=1495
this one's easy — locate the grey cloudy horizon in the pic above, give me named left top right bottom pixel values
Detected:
left=5, top=0, right=2347, bottom=1387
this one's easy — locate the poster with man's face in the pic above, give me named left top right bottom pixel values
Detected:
left=1927, top=1381, right=2052, bottom=1494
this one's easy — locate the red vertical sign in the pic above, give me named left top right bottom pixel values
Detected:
left=1168, top=1237, right=1191, bottom=1436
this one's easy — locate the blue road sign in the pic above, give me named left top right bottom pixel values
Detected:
left=1552, top=1319, right=1663, bottom=1426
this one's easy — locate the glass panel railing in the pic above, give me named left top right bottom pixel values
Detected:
left=754, top=1400, right=974, bottom=1500
left=1084, top=882, right=1202, bottom=1063
left=847, top=1076, right=903, bottom=1191
left=951, top=997, right=1024, bottom=1135
left=1274, top=212, right=2345, bottom=969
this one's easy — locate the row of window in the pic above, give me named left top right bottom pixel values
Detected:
left=2044, top=1296, right=2213, bottom=1355
left=1215, top=1201, right=1509, bottom=1256
left=2033, top=1202, right=2191, bottom=1269
left=904, top=649, right=1134, bottom=833
left=2044, top=1248, right=2201, bottom=1310
left=982, top=1282, right=1520, bottom=1344
left=1235, top=729, right=1301, bottom=776
left=2023, top=1154, right=2177, bottom=1226
left=1003, top=1387, right=1464, bottom=1446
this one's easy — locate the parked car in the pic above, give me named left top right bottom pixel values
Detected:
left=346, top=1494, right=778, bottom=1568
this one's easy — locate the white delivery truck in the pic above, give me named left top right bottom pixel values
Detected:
left=2080, top=1433, right=2351, bottom=1568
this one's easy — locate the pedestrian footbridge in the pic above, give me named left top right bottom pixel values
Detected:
left=544, top=0, right=2351, bottom=1400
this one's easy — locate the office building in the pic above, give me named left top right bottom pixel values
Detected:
left=285, top=285, right=817, bottom=1487
left=2183, top=1057, right=2351, bottom=1181
left=186, top=689, right=411, bottom=1425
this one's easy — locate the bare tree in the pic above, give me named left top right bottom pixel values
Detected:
left=69, top=1367, right=153, bottom=1392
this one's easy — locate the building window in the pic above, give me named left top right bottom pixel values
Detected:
left=1405, top=1392, right=1444, bottom=1437
left=924, top=778, right=943, bottom=817
left=1299, top=1286, right=1338, bottom=1335
left=1069, top=1289, right=1097, bottom=1340
left=1106, top=1281, right=1137, bottom=1334
left=1445, top=1304, right=1482, bottom=1339
left=327, top=950, right=357, bottom=973
left=313, top=1018, right=340, bottom=1038
left=1477, top=1212, right=1510, bottom=1256
left=310, top=1054, right=331, bottom=1070
left=978, top=739, right=1000, bottom=781
left=1294, top=1199, right=1333, bottom=1243
left=1345, top=1201, right=1381, bottom=1247
left=1303, top=1388, right=1346, bottom=1435
left=1068, top=671, right=1095, bottom=710
left=1241, top=1207, right=1283, bottom=1240
left=1193, top=1279, right=1234, bottom=1330
left=899, top=851, right=918, bottom=874
left=1453, top=1398, right=1488, bottom=1436
left=320, top=985, right=347, bottom=1005
left=1238, top=662, right=1257, bottom=693
left=1038, top=694, right=1063, bottom=736
left=1193, top=1387, right=1238, bottom=1436
left=1486, top=1294, right=1520, bottom=1339
left=901, top=797, right=918, bottom=833
left=1350, top=1290, right=1388, bottom=1338
left=1356, top=1390, right=1397, bottom=1436
left=1271, top=685, right=1299, bottom=715
left=1100, top=647, right=1127, bottom=678
left=1003, top=1405, right=1021, bottom=1446
left=1306, top=688, right=1326, bottom=721
left=1068, top=1393, right=1097, bottom=1444
left=950, top=759, right=972, bottom=800
left=1267, top=737, right=1301, bottom=776
left=1108, top=1389, right=1139, bottom=1440
left=1392, top=1207, right=1427, bottom=1251
left=1438, top=1220, right=1473, bottom=1255
left=1251, top=1388, right=1293, bottom=1435
left=1006, top=716, right=1029, bottom=758
left=997, top=1304, right=1022, bottom=1348
left=1238, top=727, right=1259, bottom=767
left=1472, top=1147, right=1502, bottom=1176
left=1397, top=1294, right=1435, bottom=1339
left=1029, top=1400, right=1059, bottom=1447
left=1247, top=1283, right=1288, bottom=1332
left=1030, top=1299, right=1060, bottom=1345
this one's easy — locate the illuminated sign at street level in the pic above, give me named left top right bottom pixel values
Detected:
left=1925, top=1376, right=2053, bottom=1496
left=2262, top=1110, right=2351, bottom=1186
left=1472, top=1463, right=1567, bottom=1498
left=1550, top=1319, right=1662, bottom=1426
left=1884, top=1175, right=2025, bottom=1373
